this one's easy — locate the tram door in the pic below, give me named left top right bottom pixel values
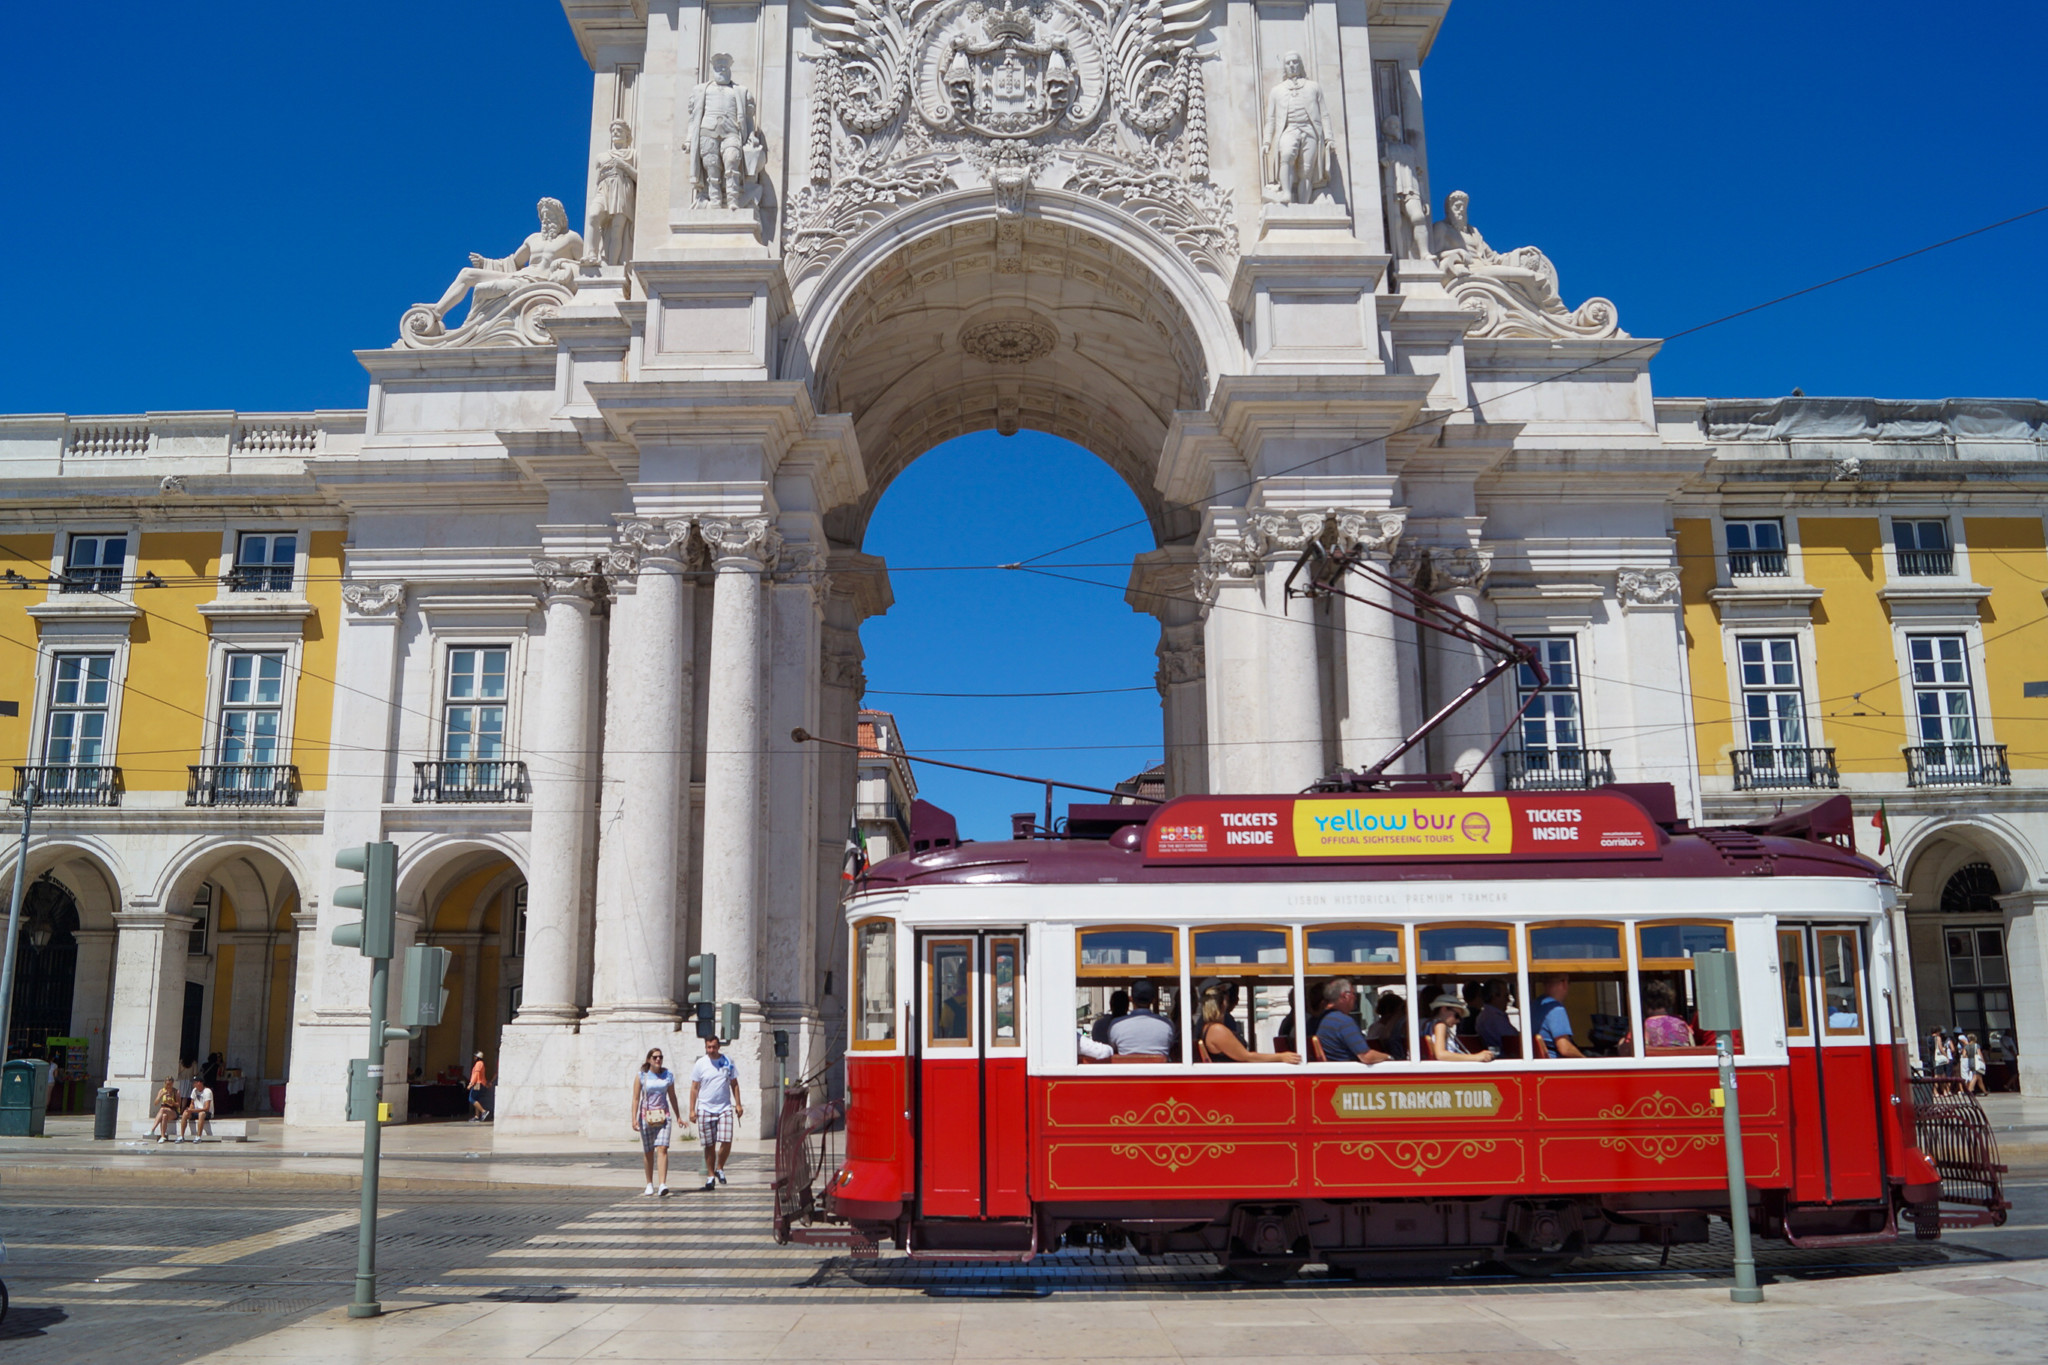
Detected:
left=917, top=932, right=1029, bottom=1219
left=1779, top=925, right=1884, bottom=1202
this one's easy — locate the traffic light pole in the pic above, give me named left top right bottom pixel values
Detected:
left=350, top=951, right=392, bottom=1319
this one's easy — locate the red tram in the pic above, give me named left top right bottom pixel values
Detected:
left=776, top=785, right=2007, bottom=1277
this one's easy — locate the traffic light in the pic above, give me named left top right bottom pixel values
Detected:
left=686, top=953, right=717, bottom=1007
left=332, top=842, right=398, bottom=959
left=695, top=1001, right=716, bottom=1039
left=720, top=1001, right=740, bottom=1042
left=399, top=944, right=453, bottom=1028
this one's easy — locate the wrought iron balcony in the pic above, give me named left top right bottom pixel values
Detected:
left=12, top=765, right=121, bottom=807
left=413, top=759, right=529, bottom=804
left=856, top=797, right=908, bottom=831
left=1732, top=747, right=1839, bottom=791
left=1905, top=744, right=2010, bottom=789
left=187, top=764, right=301, bottom=808
left=1503, top=748, right=1614, bottom=791
left=225, top=564, right=295, bottom=593
left=1727, top=549, right=1787, bottom=579
left=1896, top=548, right=1955, bottom=577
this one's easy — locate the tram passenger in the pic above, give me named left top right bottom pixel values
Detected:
left=1642, top=978, right=1696, bottom=1049
left=1476, top=979, right=1520, bottom=1056
left=1108, top=980, right=1174, bottom=1057
left=1364, top=990, right=1409, bottom=1061
left=1425, top=994, right=1495, bottom=1063
left=1532, top=975, right=1586, bottom=1058
left=1315, top=979, right=1390, bottom=1065
left=1197, top=982, right=1301, bottom=1064
left=1092, top=989, right=1130, bottom=1046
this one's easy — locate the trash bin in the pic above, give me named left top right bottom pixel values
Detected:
left=0, top=1059, right=54, bottom=1137
left=94, top=1085, right=120, bottom=1141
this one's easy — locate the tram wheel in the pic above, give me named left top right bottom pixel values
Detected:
left=1227, top=1257, right=1308, bottom=1284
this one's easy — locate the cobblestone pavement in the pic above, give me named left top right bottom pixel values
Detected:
left=5, top=1157, right=2047, bottom=1364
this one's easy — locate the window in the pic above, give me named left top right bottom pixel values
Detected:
left=1076, top=927, right=1177, bottom=976
left=188, top=884, right=213, bottom=956
left=851, top=918, right=896, bottom=1047
left=1910, top=636, right=1976, bottom=753
left=1636, top=922, right=1735, bottom=1055
left=1528, top=923, right=1629, bottom=1057
left=44, top=653, right=113, bottom=768
left=1778, top=929, right=1808, bottom=1038
left=510, top=885, right=529, bottom=959
left=1192, top=926, right=1291, bottom=974
left=62, top=534, right=126, bottom=594
left=1738, top=637, right=1806, bottom=764
left=927, top=938, right=975, bottom=1046
left=443, top=648, right=509, bottom=761
left=1512, top=638, right=1593, bottom=785
left=1305, top=925, right=1404, bottom=976
left=1817, top=929, right=1864, bottom=1035
left=229, top=532, right=296, bottom=593
left=1725, top=519, right=1786, bottom=578
left=218, top=651, right=286, bottom=769
left=1946, top=926, right=2012, bottom=1037
left=990, top=936, right=1021, bottom=1047
left=1894, top=519, right=1952, bottom=577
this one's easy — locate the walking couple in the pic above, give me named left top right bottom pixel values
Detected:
left=630, top=1038, right=745, bottom=1196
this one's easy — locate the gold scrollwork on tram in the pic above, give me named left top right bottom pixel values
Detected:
left=1338, top=1138, right=1500, bottom=1177
left=1595, top=1090, right=1718, bottom=1122
left=1109, top=1141, right=1239, bottom=1173
left=1597, top=1134, right=1718, bottom=1165
left=1108, top=1096, right=1231, bottom=1127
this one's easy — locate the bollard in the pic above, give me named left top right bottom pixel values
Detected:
left=94, top=1086, right=119, bottom=1141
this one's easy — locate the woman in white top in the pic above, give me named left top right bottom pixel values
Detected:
left=630, top=1048, right=681, bottom=1197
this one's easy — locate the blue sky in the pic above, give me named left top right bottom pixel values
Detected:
left=4, top=2, right=2045, bottom=836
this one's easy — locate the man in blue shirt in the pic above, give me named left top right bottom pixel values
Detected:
left=1532, top=975, right=1585, bottom=1058
left=1315, top=978, right=1391, bottom=1065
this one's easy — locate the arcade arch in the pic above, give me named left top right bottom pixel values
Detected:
left=401, top=840, right=529, bottom=1113
left=1900, top=820, right=2040, bottom=1086
left=2, top=845, right=121, bottom=1109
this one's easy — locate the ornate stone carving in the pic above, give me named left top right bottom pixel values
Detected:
left=340, top=581, right=406, bottom=617
left=1427, top=546, right=1493, bottom=594
left=791, top=0, right=1226, bottom=272
left=1331, top=509, right=1406, bottom=556
left=1248, top=510, right=1329, bottom=557
left=1157, top=638, right=1204, bottom=685
left=1616, top=567, right=1681, bottom=610
left=619, top=518, right=695, bottom=561
left=688, top=55, right=768, bottom=213
left=700, top=516, right=784, bottom=568
left=534, top=555, right=602, bottom=598
left=157, top=473, right=186, bottom=495
left=1378, top=115, right=1429, bottom=261
left=1261, top=53, right=1332, bottom=206
left=1387, top=540, right=1426, bottom=583
left=399, top=199, right=583, bottom=349
left=586, top=120, right=639, bottom=266
left=960, top=316, right=1057, bottom=363
left=1193, top=532, right=1257, bottom=606
left=823, top=650, right=868, bottom=691
left=1831, top=455, right=1863, bottom=483
left=1429, top=191, right=1622, bottom=342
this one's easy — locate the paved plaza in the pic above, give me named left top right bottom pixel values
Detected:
left=4, top=1107, right=2048, bottom=1365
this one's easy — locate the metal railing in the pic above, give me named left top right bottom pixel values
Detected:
left=12, top=765, right=121, bottom=807
left=413, top=759, right=529, bottom=803
left=1732, top=746, right=1839, bottom=791
left=187, top=764, right=301, bottom=808
left=1503, top=748, right=1613, bottom=791
left=1896, top=548, right=1954, bottom=577
left=225, top=564, right=295, bottom=593
left=855, top=797, right=908, bottom=830
left=1906, top=1080, right=2009, bottom=1234
left=1905, top=744, right=2010, bottom=789
left=59, top=568, right=122, bottom=594
left=1727, top=549, right=1787, bottom=578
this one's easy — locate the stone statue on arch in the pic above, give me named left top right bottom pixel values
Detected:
left=398, top=197, right=585, bottom=349
left=688, top=53, right=768, bottom=212
left=1262, top=52, right=1333, bottom=205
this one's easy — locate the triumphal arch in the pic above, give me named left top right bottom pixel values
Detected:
left=281, top=0, right=1695, bottom=1132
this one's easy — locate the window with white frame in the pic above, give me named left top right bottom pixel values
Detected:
left=229, top=532, right=297, bottom=593
left=1894, top=519, right=1953, bottom=577
left=1909, top=635, right=1977, bottom=755
left=511, top=884, right=529, bottom=958
left=1725, top=519, right=1786, bottom=578
left=1738, top=637, right=1806, bottom=765
left=43, top=653, right=113, bottom=768
left=1514, top=637, right=1584, bottom=775
left=443, top=648, right=509, bottom=765
left=218, top=651, right=287, bottom=769
left=62, top=534, right=126, bottom=594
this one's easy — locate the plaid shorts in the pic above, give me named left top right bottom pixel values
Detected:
left=695, top=1107, right=736, bottom=1143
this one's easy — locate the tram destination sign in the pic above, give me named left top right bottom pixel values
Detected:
left=1143, top=792, right=1662, bottom=864
left=1331, top=1082, right=1503, bottom=1119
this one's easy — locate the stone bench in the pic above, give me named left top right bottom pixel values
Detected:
left=130, top=1118, right=260, bottom=1142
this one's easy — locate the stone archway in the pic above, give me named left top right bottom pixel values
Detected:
left=2, top=844, right=121, bottom=1106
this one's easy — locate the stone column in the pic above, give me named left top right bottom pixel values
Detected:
left=1127, top=548, right=1208, bottom=798
left=219, top=929, right=272, bottom=1079
left=589, top=521, right=693, bottom=1022
left=1252, top=511, right=1329, bottom=792
left=104, top=904, right=197, bottom=1128
left=513, top=558, right=600, bottom=1023
left=1425, top=546, right=1498, bottom=788
left=1199, top=526, right=1266, bottom=793
left=67, top=928, right=116, bottom=1086
left=1332, top=511, right=1409, bottom=774
left=2002, top=891, right=2048, bottom=1097
left=698, top=515, right=779, bottom=1111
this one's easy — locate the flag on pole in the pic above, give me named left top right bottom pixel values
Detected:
left=1870, top=801, right=1892, bottom=856
left=841, top=819, right=870, bottom=881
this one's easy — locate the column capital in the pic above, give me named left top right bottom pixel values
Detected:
left=340, top=581, right=407, bottom=618
left=1616, top=566, right=1681, bottom=611
left=1427, top=545, right=1494, bottom=593
left=533, top=555, right=605, bottom=602
left=700, top=516, right=783, bottom=568
left=1194, top=533, right=1260, bottom=608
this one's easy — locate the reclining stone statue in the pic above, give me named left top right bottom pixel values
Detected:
left=1428, top=190, right=1622, bottom=340
left=398, top=197, right=585, bottom=349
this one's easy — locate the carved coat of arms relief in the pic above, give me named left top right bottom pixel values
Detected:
left=790, top=0, right=1234, bottom=275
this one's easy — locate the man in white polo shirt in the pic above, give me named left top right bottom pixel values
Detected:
left=688, top=1035, right=744, bottom=1190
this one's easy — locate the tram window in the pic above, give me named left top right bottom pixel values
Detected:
left=1193, top=927, right=1291, bottom=972
left=1778, top=929, right=1809, bottom=1038
left=1634, top=920, right=1739, bottom=1056
left=1417, top=924, right=1513, bottom=967
left=1819, top=930, right=1864, bottom=1034
left=852, top=918, right=896, bottom=1048
left=928, top=939, right=975, bottom=1046
left=990, top=937, right=1021, bottom=1047
left=1077, top=927, right=1178, bottom=975
left=1639, top=922, right=1731, bottom=965
left=1529, top=922, right=1623, bottom=970
left=1305, top=924, right=1403, bottom=975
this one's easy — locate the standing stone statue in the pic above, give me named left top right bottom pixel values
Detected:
left=1261, top=52, right=1332, bottom=205
left=587, top=119, right=638, bottom=266
left=1379, top=115, right=1430, bottom=260
left=688, top=53, right=767, bottom=211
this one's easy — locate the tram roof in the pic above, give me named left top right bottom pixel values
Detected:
left=856, top=789, right=1886, bottom=891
